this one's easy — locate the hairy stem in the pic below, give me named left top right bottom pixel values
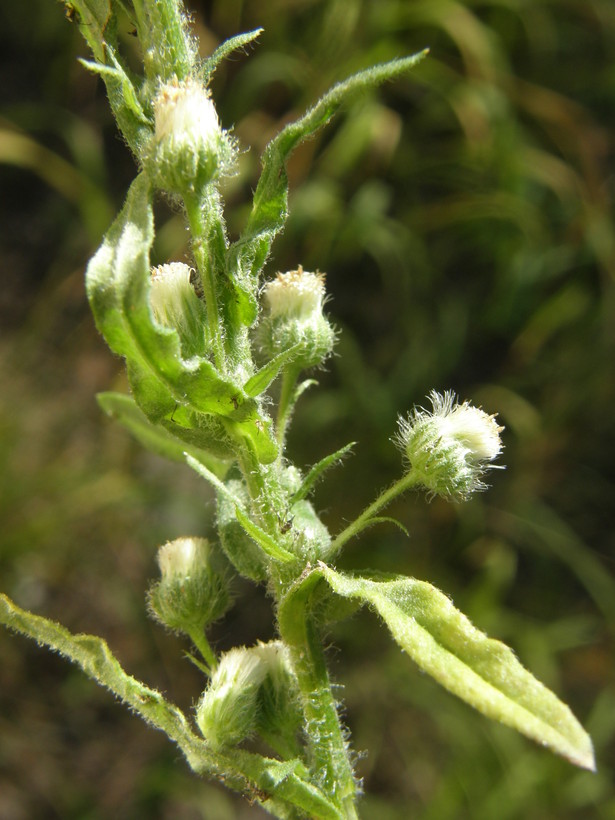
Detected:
left=186, top=625, right=217, bottom=672
left=184, top=193, right=225, bottom=371
left=278, top=576, right=358, bottom=816
left=329, top=469, right=421, bottom=557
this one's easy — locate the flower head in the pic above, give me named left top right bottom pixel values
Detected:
left=196, top=641, right=302, bottom=750
left=144, top=76, right=235, bottom=195
left=196, top=646, right=268, bottom=748
left=154, top=77, right=220, bottom=149
left=156, top=536, right=206, bottom=580
left=148, top=537, right=231, bottom=633
left=259, top=266, right=335, bottom=368
left=263, top=267, right=326, bottom=320
left=149, top=263, right=208, bottom=357
left=397, top=390, right=504, bottom=499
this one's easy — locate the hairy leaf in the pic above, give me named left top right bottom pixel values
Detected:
left=201, top=29, right=263, bottom=84
left=0, top=593, right=206, bottom=768
left=80, top=49, right=151, bottom=155
left=0, top=594, right=341, bottom=814
left=309, top=565, right=595, bottom=771
left=243, top=344, right=303, bottom=398
left=233, top=751, right=343, bottom=819
left=291, top=442, right=356, bottom=503
left=62, top=0, right=112, bottom=63
left=233, top=506, right=297, bottom=565
left=228, top=50, right=429, bottom=305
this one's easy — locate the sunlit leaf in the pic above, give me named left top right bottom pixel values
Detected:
left=309, top=564, right=595, bottom=771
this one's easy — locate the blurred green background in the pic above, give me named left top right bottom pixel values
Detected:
left=1, top=0, right=614, bottom=817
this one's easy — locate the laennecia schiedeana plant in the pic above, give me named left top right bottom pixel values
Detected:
left=0, top=1, right=595, bottom=817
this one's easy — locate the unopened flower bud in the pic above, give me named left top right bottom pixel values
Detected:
left=259, top=266, right=336, bottom=369
left=196, top=641, right=302, bottom=751
left=397, top=390, right=504, bottom=499
left=148, top=537, right=230, bottom=633
left=144, top=77, right=235, bottom=196
left=196, top=646, right=267, bottom=748
left=150, top=263, right=208, bottom=357
left=253, top=641, right=303, bottom=747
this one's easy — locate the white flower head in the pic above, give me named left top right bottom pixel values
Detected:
left=154, top=77, right=220, bottom=150
left=210, top=646, right=268, bottom=693
left=196, top=646, right=268, bottom=748
left=150, top=262, right=194, bottom=326
left=149, top=263, right=208, bottom=357
left=263, top=266, right=326, bottom=320
left=259, top=266, right=335, bottom=368
left=156, top=536, right=209, bottom=580
left=146, top=77, right=235, bottom=195
left=397, top=390, right=504, bottom=499
left=149, top=537, right=230, bottom=633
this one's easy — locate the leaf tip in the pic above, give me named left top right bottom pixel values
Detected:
left=570, top=737, right=596, bottom=773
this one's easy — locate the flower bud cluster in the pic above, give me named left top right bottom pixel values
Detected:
left=397, top=390, right=503, bottom=499
left=144, top=76, right=235, bottom=196
left=259, top=266, right=336, bottom=369
left=196, top=641, right=302, bottom=750
left=149, top=262, right=208, bottom=357
left=148, top=537, right=231, bottom=633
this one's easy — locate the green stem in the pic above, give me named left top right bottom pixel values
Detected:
left=329, top=469, right=421, bottom=558
left=235, top=437, right=279, bottom=534
left=184, top=193, right=225, bottom=372
left=278, top=577, right=358, bottom=816
left=186, top=626, right=217, bottom=672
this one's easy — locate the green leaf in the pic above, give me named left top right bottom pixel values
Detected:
left=243, top=344, right=303, bottom=398
left=97, top=392, right=230, bottom=477
left=228, top=50, right=429, bottom=297
left=201, top=29, right=263, bottom=84
left=0, top=592, right=208, bottom=770
left=80, top=49, right=151, bottom=155
left=315, top=564, right=596, bottom=771
left=86, top=175, right=262, bottom=425
left=160, top=415, right=237, bottom=461
left=233, top=751, right=343, bottom=820
left=291, top=442, right=356, bottom=503
left=63, top=0, right=113, bottom=63
left=234, top=506, right=297, bottom=564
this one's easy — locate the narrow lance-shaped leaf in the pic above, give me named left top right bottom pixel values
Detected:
left=186, top=454, right=297, bottom=565
left=227, top=49, right=429, bottom=307
left=80, top=48, right=152, bottom=156
left=243, top=343, right=303, bottom=398
left=201, top=29, right=263, bottom=84
left=315, top=564, right=596, bottom=771
left=234, top=506, right=297, bottom=564
left=291, top=441, right=356, bottom=504
left=0, top=593, right=340, bottom=815
left=0, top=593, right=207, bottom=771
left=232, top=751, right=343, bottom=820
